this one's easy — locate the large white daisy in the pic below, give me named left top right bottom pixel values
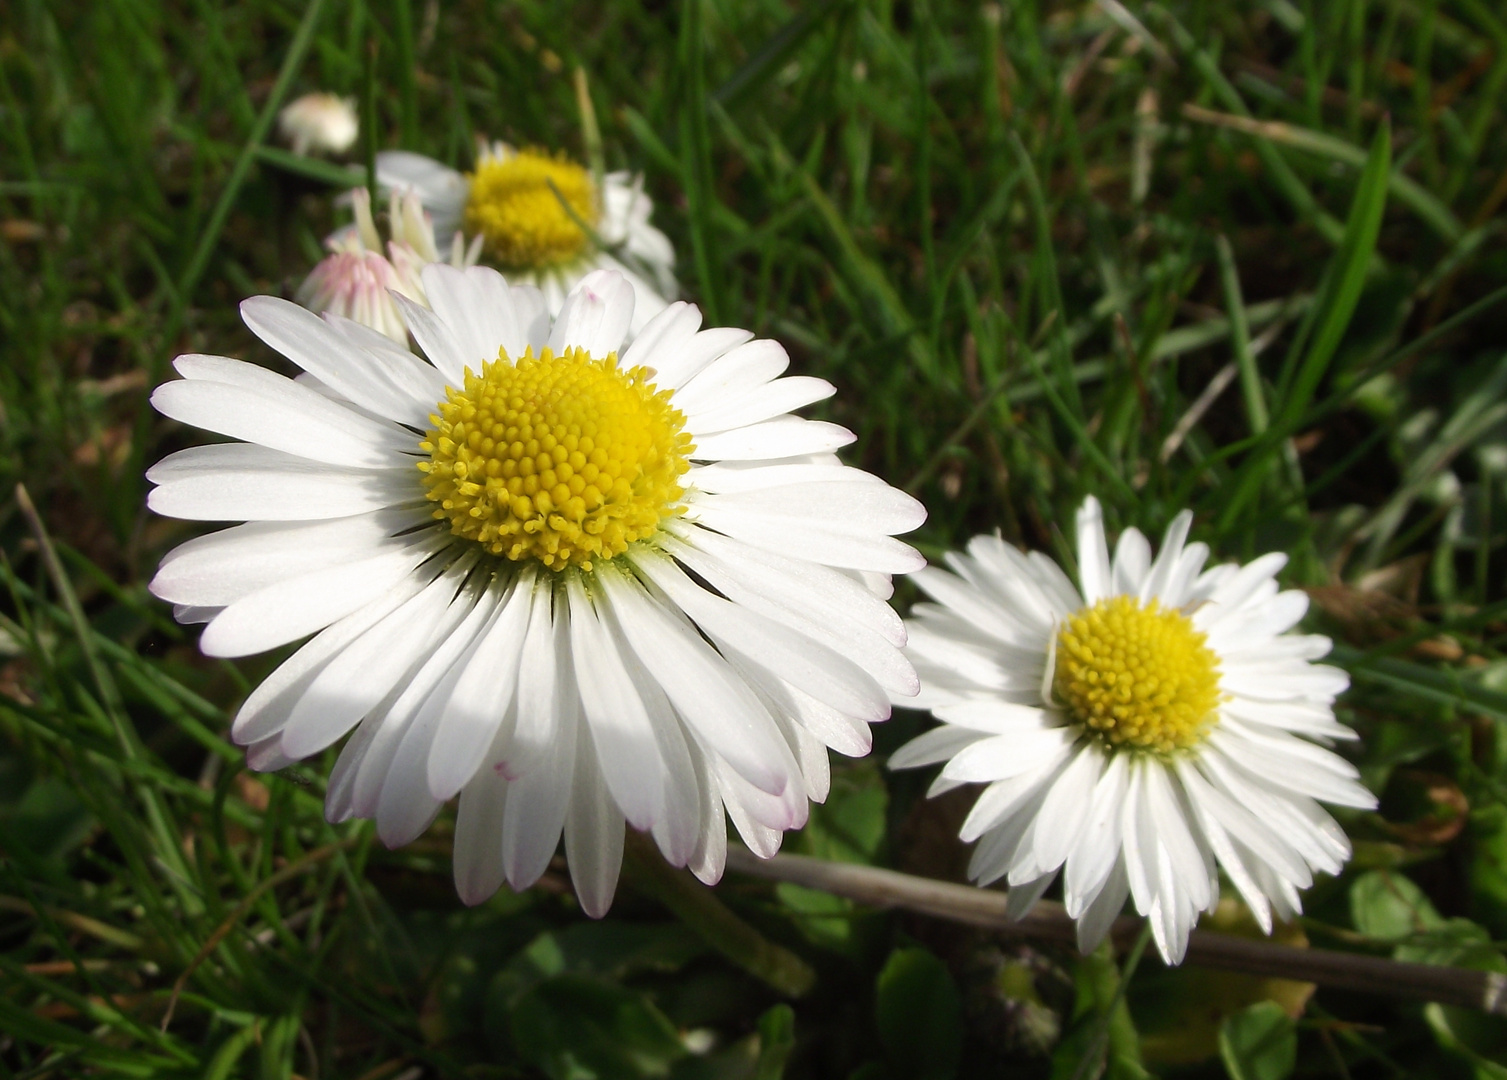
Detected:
left=147, top=266, right=924, bottom=915
left=889, top=498, right=1376, bottom=964
left=376, top=141, right=676, bottom=336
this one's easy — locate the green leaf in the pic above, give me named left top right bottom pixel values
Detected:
left=1218, top=1001, right=1297, bottom=1080
left=753, top=1004, right=796, bottom=1080
left=511, top=974, right=688, bottom=1080
left=489, top=921, right=706, bottom=1008
left=711, top=0, right=847, bottom=111
left=797, top=759, right=888, bottom=865
left=1349, top=869, right=1446, bottom=941
left=1218, top=120, right=1392, bottom=531
left=875, top=948, right=963, bottom=1080
left=1424, top=1002, right=1507, bottom=1079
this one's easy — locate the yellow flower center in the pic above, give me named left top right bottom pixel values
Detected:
left=1053, top=595, right=1222, bottom=753
left=418, top=346, right=693, bottom=571
left=463, top=149, right=597, bottom=269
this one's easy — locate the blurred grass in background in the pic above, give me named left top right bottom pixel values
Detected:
left=3, top=0, right=1507, bottom=1076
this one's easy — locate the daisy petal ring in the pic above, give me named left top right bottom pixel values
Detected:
left=147, top=266, right=925, bottom=915
left=889, top=497, right=1375, bottom=964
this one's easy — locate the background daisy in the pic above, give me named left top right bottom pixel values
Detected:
left=147, top=264, right=924, bottom=915
left=891, top=498, right=1377, bottom=964
left=377, top=140, right=677, bottom=336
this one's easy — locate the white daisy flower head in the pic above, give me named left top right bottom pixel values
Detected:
left=374, top=140, right=677, bottom=336
left=278, top=92, right=359, bottom=156
left=297, top=187, right=483, bottom=343
left=147, top=266, right=925, bottom=916
left=889, top=497, right=1376, bottom=964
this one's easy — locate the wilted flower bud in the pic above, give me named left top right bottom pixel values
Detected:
left=278, top=92, right=359, bottom=156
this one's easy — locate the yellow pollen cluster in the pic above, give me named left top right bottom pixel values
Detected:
left=463, top=149, right=597, bottom=269
left=1053, top=595, right=1222, bottom=753
left=418, top=345, right=692, bottom=570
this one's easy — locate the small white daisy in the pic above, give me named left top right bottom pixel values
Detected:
left=375, top=141, right=676, bottom=336
left=889, top=498, right=1376, bottom=964
left=147, top=266, right=924, bottom=915
left=298, top=188, right=483, bottom=343
left=278, top=92, right=359, bottom=157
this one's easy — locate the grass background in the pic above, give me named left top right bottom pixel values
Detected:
left=3, top=0, right=1507, bottom=1076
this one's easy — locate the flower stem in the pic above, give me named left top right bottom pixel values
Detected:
left=622, top=832, right=816, bottom=999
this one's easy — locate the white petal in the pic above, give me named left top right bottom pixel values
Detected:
left=694, top=482, right=925, bottom=537
left=639, top=330, right=756, bottom=396
left=672, top=339, right=792, bottom=415
left=393, top=292, right=469, bottom=385
left=685, top=377, right=835, bottom=436
left=1197, top=553, right=1289, bottom=622
left=912, top=565, right=1039, bottom=648
left=688, top=502, right=922, bottom=575
left=421, top=264, right=524, bottom=368
left=150, top=510, right=413, bottom=606
left=1141, top=509, right=1193, bottom=603
left=959, top=763, right=1062, bottom=843
left=566, top=574, right=667, bottom=831
left=1111, top=528, right=1151, bottom=597
left=673, top=523, right=905, bottom=645
left=1176, top=758, right=1311, bottom=886
left=240, top=296, right=430, bottom=425
left=154, top=362, right=412, bottom=468
left=245, top=734, right=295, bottom=773
left=373, top=588, right=497, bottom=846
left=564, top=730, right=627, bottom=918
left=504, top=583, right=562, bottom=775
left=426, top=573, right=535, bottom=800
left=1075, top=497, right=1112, bottom=603
left=1030, top=746, right=1104, bottom=875
left=453, top=759, right=508, bottom=905
left=1219, top=662, right=1349, bottom=702
left=502, top=618, right=579, bottom=890
left=685, top=748, right=729, bottom=885
left=596, top=563, right=792, bottom=795
left=230, top=574, right=429, bottom=745
left=629, top=547, right=891, bottom=726
left=146, top=444, right=416, bottom=521
left=665, top=531, right=916, bottom=695
left=548, top=269, right=634, bottom=357
left=277, top=558, right=468, bottom=758
left=691, top=417, right=855, bottom=462
left=758, top=674, right=873, bottom=757
left=888, top=726, right=991, bottom=771
left=512, top=284, right=551, bottom=350
left=1076, top=858, right=1129, bottom=954
left=1063, top=752, right=1130, bottom=915
left=199, top=544, right=436, bottom=658
left=323, top=311, right=450, bottom=413
left=375, top=150, right=467, bottom=236
left=941, top=726, right=1074, bottom=783
left=932, top=699, right=1052, bottom=735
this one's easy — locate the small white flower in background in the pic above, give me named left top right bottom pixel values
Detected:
left=146, top=266, right=924, bottom=915
left=889, top=497, right=1376, bottom=964
left=297, top=187, right=483, bottom=343
left=374, top=140, right=677, bottom=336
left=278, top=92, right=359, bottom=156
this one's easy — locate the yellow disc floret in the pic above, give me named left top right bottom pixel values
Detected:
left=1053, top=595, right=1222, bottom=753
left=418, top=345, right=692, bottom=571
left=463, top=149, right=597, bottom=269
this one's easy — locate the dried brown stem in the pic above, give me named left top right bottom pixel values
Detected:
left=724, top=849, right=1507, bottom=1016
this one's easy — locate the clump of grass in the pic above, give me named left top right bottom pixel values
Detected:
left=2, top=1, right=1507, bottom=1077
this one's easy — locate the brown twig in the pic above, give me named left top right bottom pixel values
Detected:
left=724, top=849, right=1507, bottom=1016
